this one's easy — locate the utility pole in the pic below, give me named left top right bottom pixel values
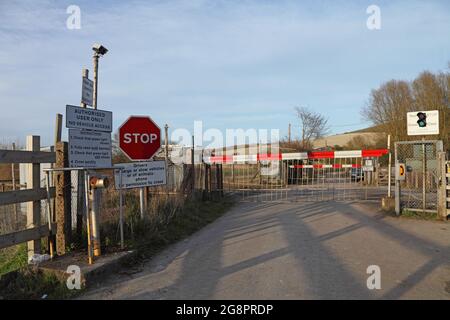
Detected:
left=92, top=43, right=108, bottom=110
left=288, top=123, right=291, bottom=144
left=92, top=54, right=99, bottom=110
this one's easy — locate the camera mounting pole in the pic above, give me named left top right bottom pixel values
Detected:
left=92, top=43, right=108, bottom=110
left=92, top=53, right=99, bottom=110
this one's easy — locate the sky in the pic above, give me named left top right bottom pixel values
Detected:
left=0, top=0, right=449, bottom=147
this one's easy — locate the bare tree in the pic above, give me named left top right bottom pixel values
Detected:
left=294, top=106, right=330, bottom=150
left=362, top=65, right=450, bottom=148
left=361, top=79, right=414, bottom=142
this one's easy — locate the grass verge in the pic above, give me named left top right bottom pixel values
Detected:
left=399, top=209, right=439, bottom=221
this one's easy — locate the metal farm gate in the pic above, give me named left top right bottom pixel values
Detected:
left=204, top=149, right=388, bottom=202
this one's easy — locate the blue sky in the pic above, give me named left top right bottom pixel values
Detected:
left=0, top=0, right=449, bottom=147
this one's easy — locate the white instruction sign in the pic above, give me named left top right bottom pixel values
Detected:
left=115, top=161, right=166, bottom=189
left=69, top=129, right=112, bottom=168
left=66, top=105, right=113, bottom=132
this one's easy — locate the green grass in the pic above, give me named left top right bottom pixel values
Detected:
left=400, top=209, right=439, bottom=221
left=106, top=195, right=235, bottom=264
left=0, top=244, right=27, bottom=276
left=0, top=267, right=79, bottom=300
left=0, top=245, right=79, bottom=300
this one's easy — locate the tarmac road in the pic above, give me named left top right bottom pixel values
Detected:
left=82, top=200, right=450, bottom=300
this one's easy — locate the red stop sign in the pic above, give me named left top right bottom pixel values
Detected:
left=119, top=116, right=161, bottom=161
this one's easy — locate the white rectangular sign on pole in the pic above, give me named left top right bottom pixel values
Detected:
left=115, top=161, right=166, bottom=189
left=407, top=110, right=439, bottom=136
left=81, top=77, right=94, bottom=106
left=66, top=105, right=113, bottom=132
left=69, top=129, right=112, bottom=168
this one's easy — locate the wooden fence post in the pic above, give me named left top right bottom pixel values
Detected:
left=26, top=135, right=41, bottom=259
left=55, top=141, right=71, bottom=255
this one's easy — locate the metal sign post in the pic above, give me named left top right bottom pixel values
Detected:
left=118, top=168, right=124, bottom=250
left=84, top=172, right=93, bottom=264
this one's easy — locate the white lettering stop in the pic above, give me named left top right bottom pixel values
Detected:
left=123, top=133, right=158, bottom=144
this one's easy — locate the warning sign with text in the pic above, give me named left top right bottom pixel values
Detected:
left=69, top=129, right=112, bottom=168
left=114, top=161, right=166, bottom=189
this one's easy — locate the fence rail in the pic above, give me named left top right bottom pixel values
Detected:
left=0, top=223, right=56, bottom=250
left=0, top=135, right=56, bottom=258
left=0, top=150, right=55, bottom=164
left=0, top=187, right=55, bottom=206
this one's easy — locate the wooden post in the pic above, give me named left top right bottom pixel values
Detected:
left=55, top=142, right=71, bottom=255
left=26, top=135, right=41, bottom=259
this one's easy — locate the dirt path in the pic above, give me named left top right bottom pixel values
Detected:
left=81, top=201, right=450, bottom=299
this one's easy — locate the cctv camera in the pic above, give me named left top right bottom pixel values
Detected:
left=92, top=43, right=108, bottom=56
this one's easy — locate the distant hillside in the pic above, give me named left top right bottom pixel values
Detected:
left=346, top=124, right=384, bottom=134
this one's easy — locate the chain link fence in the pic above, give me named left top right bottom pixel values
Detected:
left=395, top=140, right=443, bottom=212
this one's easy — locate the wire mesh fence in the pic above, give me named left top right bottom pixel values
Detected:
left=395, top=140, right=443, bottom=212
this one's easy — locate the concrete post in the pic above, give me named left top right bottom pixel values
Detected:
left=55, top=142, right=72, bottom=255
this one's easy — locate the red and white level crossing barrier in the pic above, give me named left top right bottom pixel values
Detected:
left=204, top=149, right=388, bottom=164
left=289, top=164, right=362, bottom=169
